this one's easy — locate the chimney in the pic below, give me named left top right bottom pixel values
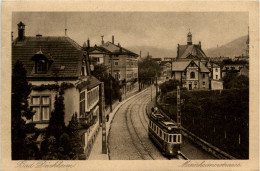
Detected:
left=17, top=21, right=25, bottom=41
left=112, top=35, right=114, bottom=44
left=101, top=35, right=104, bottom=44
left=11, top=32, right=13, bottom=41
left=199, top=41, right=201, bottom=48
left=87, top=38, right=90, bottom=48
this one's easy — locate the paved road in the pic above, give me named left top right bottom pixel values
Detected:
left=108, top=87, right=216, bottom=160
left=108, top=88, right=168, bottom=160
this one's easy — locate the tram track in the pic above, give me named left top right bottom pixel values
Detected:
left=125, top=92, right=155, bottom=160
left=136, top=97, right=150, bottom=133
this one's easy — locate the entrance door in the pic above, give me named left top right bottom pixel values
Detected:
left=189, top=84, right=192, bottom=90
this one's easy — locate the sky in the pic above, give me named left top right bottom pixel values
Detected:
left=12, top=12, right=248, bottom=57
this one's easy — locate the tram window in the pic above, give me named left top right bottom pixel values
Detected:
left=178, top=135, right=181, bottom=143
left=149, top=121, right=151, bottom=127
left=169, top=135, right=172, bottom=142
left=160, top=130, right=162, bottom=138
left=165, top=134, right=168, bottom=142
left=173, top=135, right=177, bottom=142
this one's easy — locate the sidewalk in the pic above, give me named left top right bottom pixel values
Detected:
left=88, top=86, right=145, bottom=160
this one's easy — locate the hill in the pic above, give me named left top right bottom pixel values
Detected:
left=204, top=35, right=248, bottom=58
left=127, top=46, right=176, bottom=59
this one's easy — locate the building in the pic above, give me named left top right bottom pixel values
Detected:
left=83, top=39, right=106, bottom=65
left=172, top=31, right=216, bottom=90
left=221, top=63, right=249, bottom=78
left=208, top=56, right=230, bottom=63
left=221, top=63, right=246, bottom=78
left=239, top=65, right=249, bottom=77
left=172, top=60, right=210, bottom=90
left=176, top=31, right=207, bottom=61
left=159, top=61, right=172, bottom=83
left=89, top=36, right=139, bottom=94
left=12, top=22, right=101, bottom=154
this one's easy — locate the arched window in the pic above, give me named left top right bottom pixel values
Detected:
left=190, top=72, right=195, bottom=78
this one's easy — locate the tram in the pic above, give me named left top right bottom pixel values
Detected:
left=148, top=109, right=182, bottom=157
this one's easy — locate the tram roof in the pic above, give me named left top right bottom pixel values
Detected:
left=150, top=113, right=179, bottom=131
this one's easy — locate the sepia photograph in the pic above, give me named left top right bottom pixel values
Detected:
left=1, top=1, right=259, bottom=171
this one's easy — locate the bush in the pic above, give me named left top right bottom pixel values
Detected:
left=159, top=79, right=181, bottom=95
left=223, top=72, right=249, bottom=89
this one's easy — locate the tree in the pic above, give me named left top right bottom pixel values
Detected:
left=91, top=64, right=122, bottom=104
left=47, top=90, right=65, bottom=139
left=222, top=72, right=249, bottom=89
left=138, top=56, right=162, bottom=84
left=12, top=61, right=38, bottom=159
left=159, top=79, right=181, bottom=94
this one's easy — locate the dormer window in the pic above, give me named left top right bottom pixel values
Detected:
left=36, top=60, right=47, bottom=73
left=31, top=49, right=53, bottom=74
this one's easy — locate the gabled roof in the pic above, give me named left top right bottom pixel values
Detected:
left=12, top=36, right=83, bottom=79
left=100, top=41, right=138, bottom=57
left=212, top=63, right=220, bottom=68
left=194, top=61, right=210, bottom=73
left=172, top=60, right=210, bottom=72
left=172, top=60, right=191, bottom=71
left=178, top=44, right=207, bottom=60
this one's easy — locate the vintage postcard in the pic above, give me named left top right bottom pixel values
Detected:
left=1, top=1, right=259, bottom=171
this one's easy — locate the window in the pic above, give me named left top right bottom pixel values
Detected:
left=81, top=66, right=85, bottom=76
left=114, top=61, right=119, bottom=66
left=80, top=91, right=85, bottom=117
left=215, top=68, right=218, bottom=72
left=169, top=135, right=172, bottom=143
left=31, top=95, right=50, bottom=122
left=115, top=72, right=120, bottom=80
left=173, top=135, right=177, bottom=142
left=190, top=72, right=195, bottom=79
left=35, top=60, right=47, bottom=73
left=87, top=86, right=99, bottom=110
left=165, top=133, right=168, bottom=142
left=216, top=75, right=218, bottom=79
left=203, top=81, right=206, bottom=88
left=203, top=73, right=205, bottom=78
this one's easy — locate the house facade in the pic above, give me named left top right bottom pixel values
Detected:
left=12, top=22, right=102, bottom=154
left=172, top=60, right=210, bottom=90
left=86, top=36, right=139, bottom=93
left=172, top=31, right=213, bottom=90
left=159, top=61, right=172, bottom=83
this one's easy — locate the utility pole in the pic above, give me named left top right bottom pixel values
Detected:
left=177, top=86, right=181, bottom=128
left=110, top=79, right=113, bottom=112
left=101, top=82, right=107, bottom=154
left=155, top=73, right=158, bottom=105
left=151, top=77, right=153, bottom=101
